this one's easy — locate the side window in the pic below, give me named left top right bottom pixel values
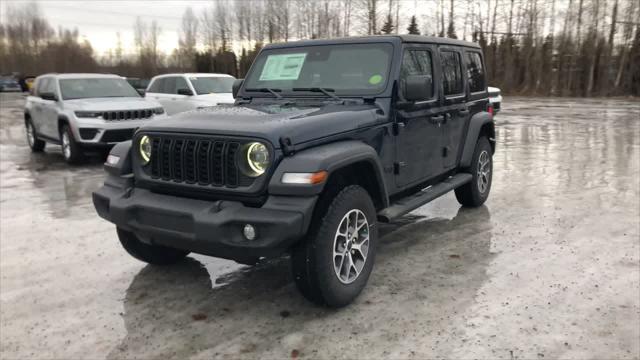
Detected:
left=440, top=51, right=463, bottom=96
left=466, top=52, right=486, bottom=93
left=147, top=78, right=164, bottom=93
left=400, top=49, right=433, bottom=99
left=162, top=77, right=177, bottom=94
left=175, top=77, right=190, bottom=93
left=37, top=78, right=52, bottom=95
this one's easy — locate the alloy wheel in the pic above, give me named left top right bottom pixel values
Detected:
left=26, top=123, right=35, bottom=147
left=333, top=209, right=370, bottom=284
left=62, top=131, right=71, bottom=159
left=477, top=150, right=491, bottom=193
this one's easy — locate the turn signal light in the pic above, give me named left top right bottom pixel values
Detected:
left=281, top=171, right=328, bottom=185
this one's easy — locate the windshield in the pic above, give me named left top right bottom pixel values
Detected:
left=59, top=78, right=140, bottom=100
left=190, top=76, right=235, bottom=95
left=244, top=43, right=393, bottom=96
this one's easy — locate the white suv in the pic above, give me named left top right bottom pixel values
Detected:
left=24, top=73, right=166, bottom=163
left=145, top=73, right=235, bottom=115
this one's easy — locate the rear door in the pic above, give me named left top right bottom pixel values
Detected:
left=394, top=45, right=445, bottom=188
left=438, top=47, right=469, bottom=169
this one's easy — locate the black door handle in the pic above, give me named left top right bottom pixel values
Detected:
left=459, top=109, right=470, bottom=115
left=429, top=115, right=444, bottom=124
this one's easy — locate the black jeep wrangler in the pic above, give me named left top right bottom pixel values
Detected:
left=93, top=35, right=495, bottom=307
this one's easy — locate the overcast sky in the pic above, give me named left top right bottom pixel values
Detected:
left=1, top=0, right=571, bottom=57
left=1, top=0, right=214, bottom=55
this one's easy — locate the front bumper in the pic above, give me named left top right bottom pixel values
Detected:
left=92, top=177, right=317, bottom=261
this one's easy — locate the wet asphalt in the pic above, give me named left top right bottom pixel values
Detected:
left=0, top=92, right=639, bottom=359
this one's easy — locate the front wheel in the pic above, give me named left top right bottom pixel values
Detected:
left=455, top=136, right=493, bottom=207
left=117, top=228, right=189, bottom=265
left=291, top=185, right=378, bottom=307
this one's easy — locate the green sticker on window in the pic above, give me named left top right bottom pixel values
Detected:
left=259, top=53, right=307, bottom=81
left=369, top=74, right=383, bottom=85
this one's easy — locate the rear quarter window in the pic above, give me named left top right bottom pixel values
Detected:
left=466, top=52, right=486, bottom=93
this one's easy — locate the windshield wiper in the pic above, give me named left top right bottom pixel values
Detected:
left=244, top=87, right=283, bottom=99
left=292, top=87, right=343, bottom=102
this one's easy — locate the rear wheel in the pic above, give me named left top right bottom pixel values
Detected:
left=25, top=119, right=45, bottom=152
left=455, top=136, right=493, bottom=207
left=291, top=185, right=378, bottom=307
left=60, top=124, right=85, bottom=164
left=117, top=228, right=189, bottom=265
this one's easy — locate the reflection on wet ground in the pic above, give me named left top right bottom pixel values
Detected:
left=1, top=93, right=638, bottom=359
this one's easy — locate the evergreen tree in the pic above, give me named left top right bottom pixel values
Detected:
left=407, top=15, right=420, bottom=35
left=380, top=14, right=394, bottom=35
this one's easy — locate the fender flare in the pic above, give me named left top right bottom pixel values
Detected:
left=460, top=112, right=495, bottom=168
left=268, top=140, right=389, bottom=207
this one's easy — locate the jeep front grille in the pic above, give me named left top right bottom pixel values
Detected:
left=149, top=137, right=245, bottom=187
left=103, top=109, right=154, bottom=121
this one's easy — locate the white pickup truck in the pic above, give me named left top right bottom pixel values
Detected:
left=145, top=73, right=235, bottom=115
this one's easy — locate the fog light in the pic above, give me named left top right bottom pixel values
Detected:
left=106, top=154, right=120, bottom=165
left=243, top=224, right=257, bottom=241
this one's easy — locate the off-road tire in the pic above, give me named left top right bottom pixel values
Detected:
left=455, top=136, right=493, bottom=207
left=291, top=185, right=378, bottom=307
left=25, top=119, right=45, bottom=152
left=60, top=124, right=85, bottom=164
left=117, top=228, right=189, bottom=265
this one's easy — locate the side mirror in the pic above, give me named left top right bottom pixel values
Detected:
left=40, top=92, right=57, bottom=101
left=136, top=88, right=146, bottom=96
left=177, top=88, right=193, bottom=96
left=404, top=75, right=433, bottom=102
left=232, top=79, right=243, bottom=99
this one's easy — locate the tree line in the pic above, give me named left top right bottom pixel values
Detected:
left=1, top=0, right=638, bottom=97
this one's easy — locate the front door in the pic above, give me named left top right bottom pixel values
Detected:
left=394, top=46, right=445, bottom=188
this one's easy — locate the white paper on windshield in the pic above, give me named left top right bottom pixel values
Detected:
left=259, top=53, right=307, bottom=81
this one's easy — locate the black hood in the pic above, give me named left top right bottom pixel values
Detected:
left=139, top=103, right=382, bottom=149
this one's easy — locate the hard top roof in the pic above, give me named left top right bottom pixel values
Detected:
left=264, top=35, right=481, bottom=49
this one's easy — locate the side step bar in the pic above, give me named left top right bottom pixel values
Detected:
left=377, top=173, right=473, bottom=222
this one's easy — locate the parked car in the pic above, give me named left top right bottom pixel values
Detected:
left=145, top=73, right=235, bottom=115
left=93, top=35, right=495, bottom=307
left=0, top=77, right=22, bottom=92
left=23, top=76, right=36, bottom=92
left=24, top=73, right=167, bottom=164
left=488, top=86, right=502, bottom=113
left=125, top=77, right=150, bottom=95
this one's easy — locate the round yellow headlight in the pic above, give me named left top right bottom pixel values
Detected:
left=139, top=135, right=151, bottom=164
left=242, top=142, right=270, bottom=177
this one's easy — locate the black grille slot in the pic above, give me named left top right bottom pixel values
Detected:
left=197, top=141, right=211, bottom=184
left=184, top=140, right=197, bottom=183
left=225, top=143, right=240, bottom=187
left=151, top=138, right=161, bottom=177
left=144, top=136, right=252, bottom=189
left=172, top=139, right=184, bottom=181
left=160, top=138, right=172, bottom=179
left=212, top=141, right=225, bottom=185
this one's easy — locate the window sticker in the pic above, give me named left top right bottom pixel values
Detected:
left=259, top=53, right=307, bottom=81
left=368, top=74, right=383, bottom=85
